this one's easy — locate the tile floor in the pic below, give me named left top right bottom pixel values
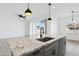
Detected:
left=65, top=40, right=79, bottom=56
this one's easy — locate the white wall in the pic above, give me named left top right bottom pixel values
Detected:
left=57, top=18, right=66, bottom=36
left=50, top=18, right=58, bottom=35
left=0, top=14, right=29, bottom=39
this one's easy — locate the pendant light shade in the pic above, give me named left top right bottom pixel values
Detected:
left=48, top=17, right=52, bottom=20
left=48, top=3, right=52, bottom=20
left=24, top=3, right=32, bottom=16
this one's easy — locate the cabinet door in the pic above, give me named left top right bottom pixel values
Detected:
left=51, top=46, right=58, bottom=56
left=44, top=46, right=58, bottom=56
left=32, top=49, right=43, bottom=56
left=43, top=41, right=59, bottom=56
left=59, top=37, right=66, bottom=56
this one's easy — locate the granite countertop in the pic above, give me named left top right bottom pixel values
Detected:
left=6, top=37, right=44, bottom=56
left=6, top=34, right=65, bottom=56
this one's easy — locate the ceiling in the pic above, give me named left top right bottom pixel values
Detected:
left=0, top=3, right=79, bottom=19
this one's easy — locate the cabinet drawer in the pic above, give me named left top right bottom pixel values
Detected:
left=43, top=41, right=58, bottom=52
left=43, top=46, right=58, bottom=56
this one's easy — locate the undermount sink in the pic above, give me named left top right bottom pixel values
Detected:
left=37, top=37, right=55, bottom=42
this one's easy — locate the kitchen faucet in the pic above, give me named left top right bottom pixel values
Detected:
left=40, top=27, right=44, bottom=38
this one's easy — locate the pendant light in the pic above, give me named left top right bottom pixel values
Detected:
left=67, top=11, right=74, bottom=30
left=48, top=3, right=52, bottom=20
left=67, top=11, right=77, bottom=30
left=72, top=11, right=74, bottom=23
left=24, top=3, right=32, bottom=16
left=67, top=10, right=79, bottom=30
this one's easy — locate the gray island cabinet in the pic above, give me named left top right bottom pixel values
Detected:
left=58, top=37, right=66, bottom=56
left=22, top=36, right=66, bottom=56
left=21, top=48, right=43, bottom=56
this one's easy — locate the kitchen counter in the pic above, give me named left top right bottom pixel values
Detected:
left=6, top=34, right=65, bottom=56
left=6, top=37, right=44, bottom=56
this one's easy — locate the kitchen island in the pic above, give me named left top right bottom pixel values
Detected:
left=0, top=34, right=66, bottom=56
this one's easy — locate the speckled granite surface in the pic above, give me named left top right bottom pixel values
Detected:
left=0, top=39, right=11, bottom=56
left=6, top=37, right=44, bottom=56
left=0, top=34, right=65, bottom=56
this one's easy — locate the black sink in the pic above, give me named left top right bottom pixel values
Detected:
left=37, top=37, right=55, bottom=42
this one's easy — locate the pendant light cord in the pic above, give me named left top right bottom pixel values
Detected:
left=28, top=3, right=29, bottom=9
left=49, top=4, right=50, bottom=17
left=48, top=3, right=51, bottom=17
left=72, top=11, right=74, bottom=22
